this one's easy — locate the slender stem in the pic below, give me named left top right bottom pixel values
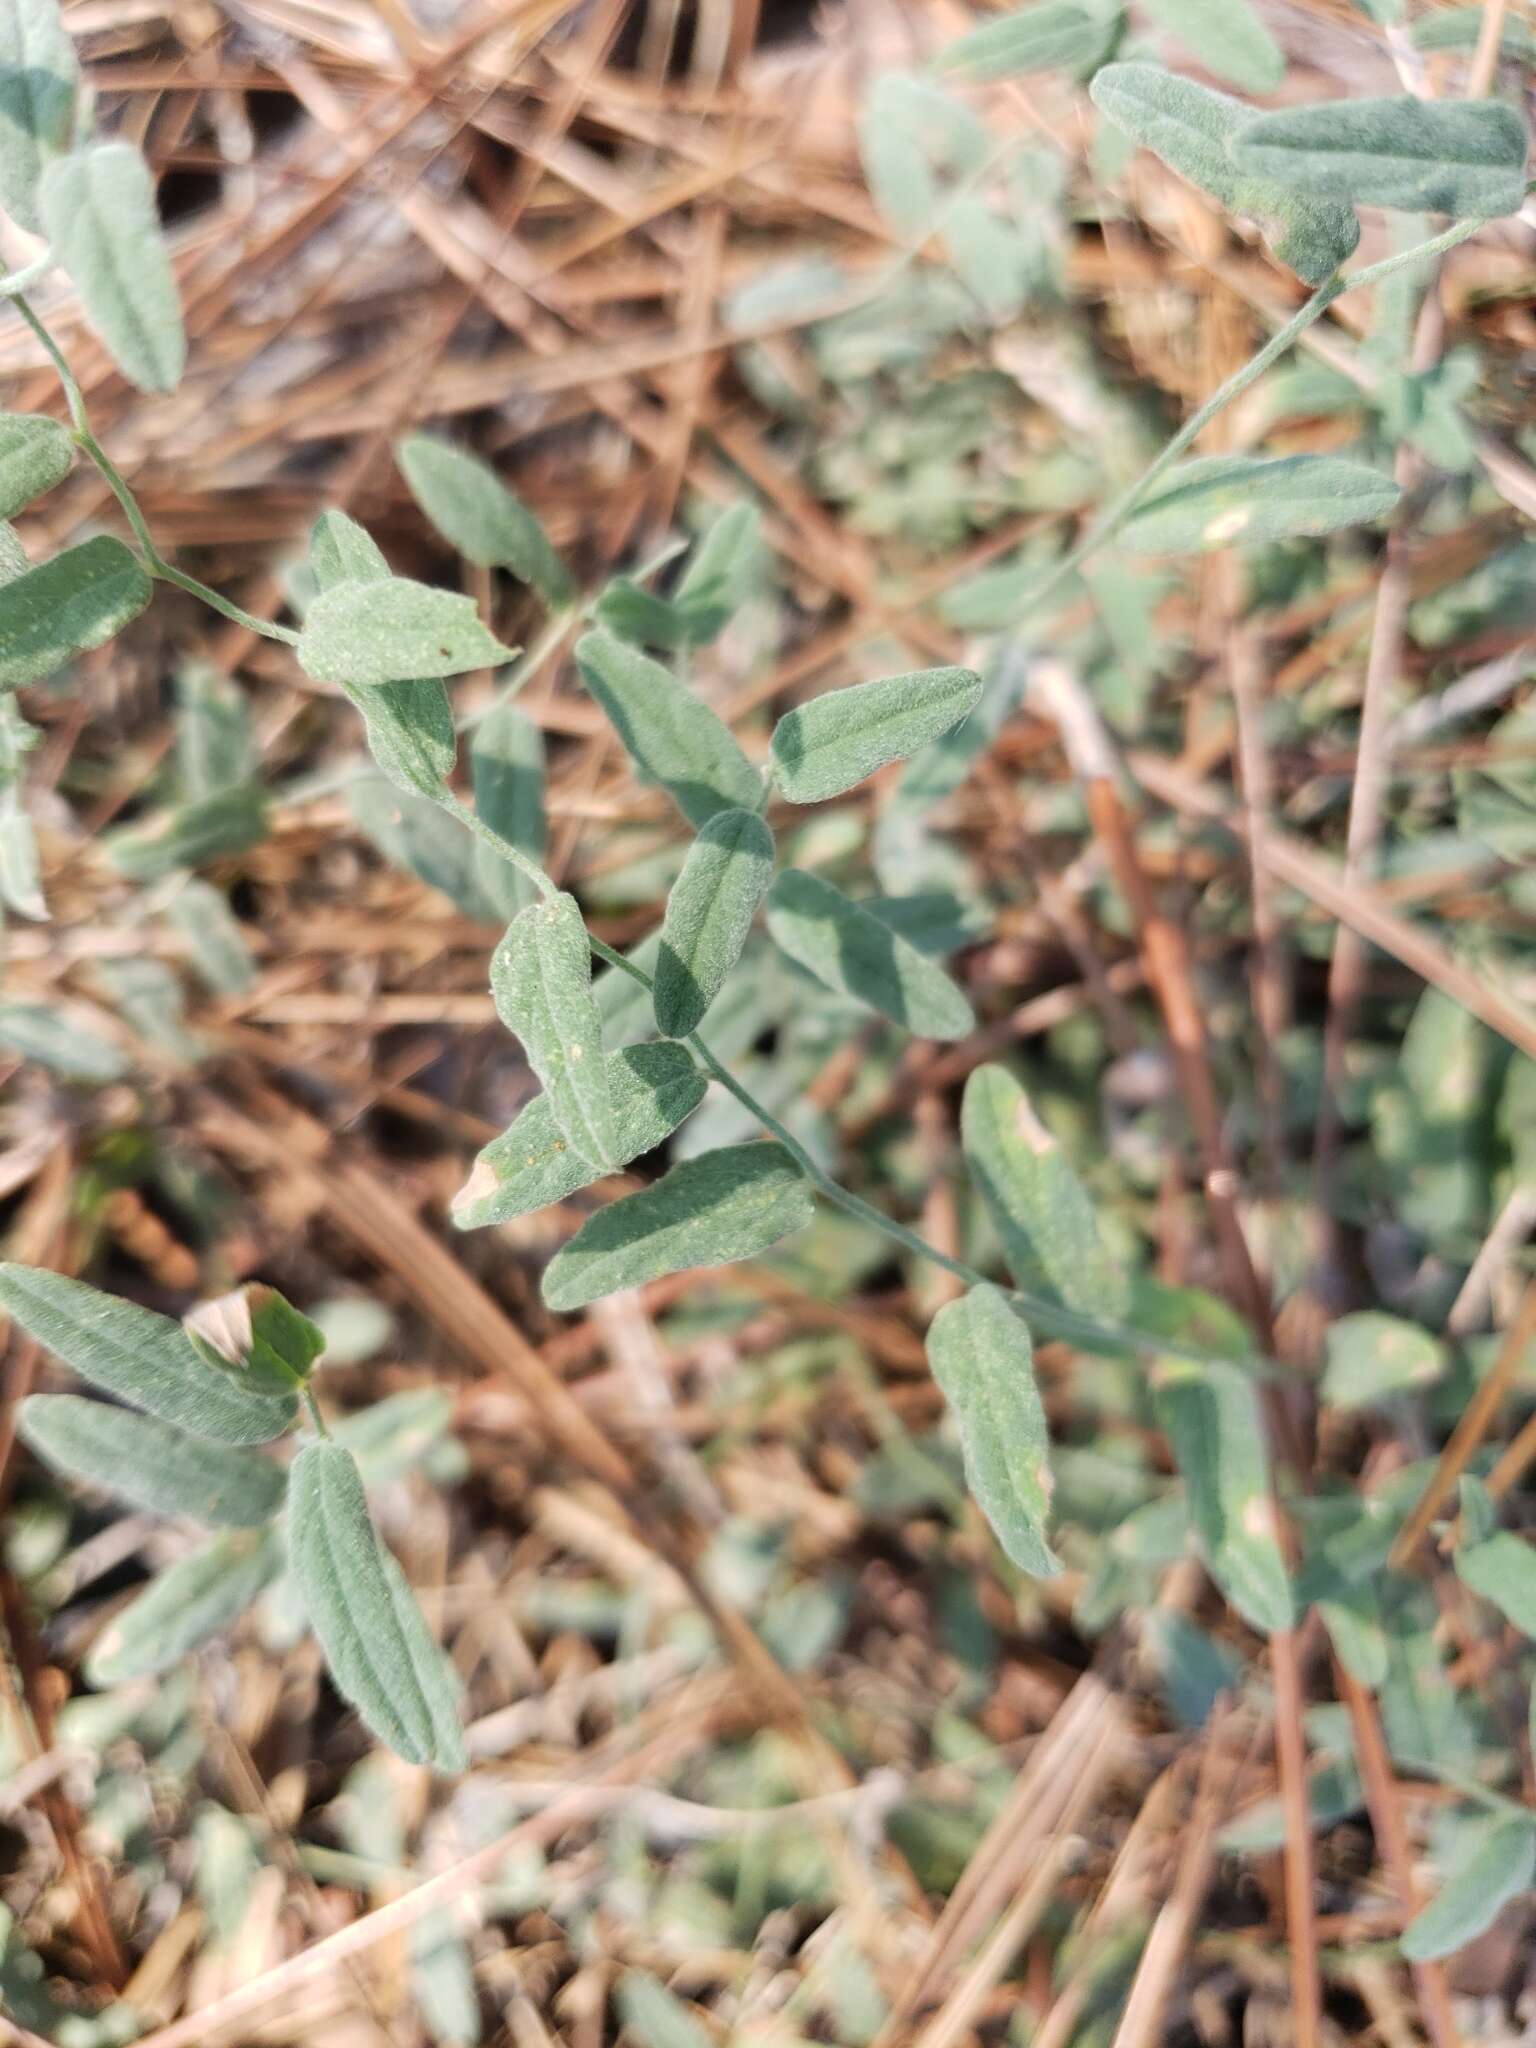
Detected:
left=302, top=1387, right=331, bottom=1438
left=438, top=788, right=554, bottom=898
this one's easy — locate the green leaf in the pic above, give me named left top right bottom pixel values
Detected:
left=410, top=1912, right=480, bottom=2048
left=168, top=881, right=256, bottom=996
left=490, top=892, right=617, bottom=1170
left=592, top=577, right=689, bottom=650
left=1235, top=96, right=1529, bottom=218
left=937, top=1, right=1117, bottom=81
left=859, top=72, right=989, bottom=237
left=0, top=0, right=78, bottom=236
left=614, top=1972, right=715, bottom=2048
left=0, top=1263, right=297, bottom=1446
left=470, top=701, right=545, bottom=917
left=1322, top=1311, right=1445, bottom=1410
left=86, top=1527, right=283, bottom=1684
left=1153, top=1357, right=1293, bottom=1634
left=288, top=1440, right=466, bottom=1770
left=1455, top=1531, right=1536, bottom=1637
left=1140, top=0, right=1282, bottom=93
left=19, top=1394, right=285, bottom=1526
left=107, top=785, right=269, bottom=882
left=39, top=143, right=185, bottom=393
left=671, top=503, right=761, bottom=645
left=1400, top=1815, right=1536, bottom=1961
left=452, top=1041, right=706, bottom=1228
left=0, top=786, right=42, bottom=918
left=770, top=666, right=983, bottom=804
left=396, top=435, right=574, bottom=608
left=0, top=1001, right=126, bottom=1080
left=1089, top=63, right=1360, bottom=285
left=1119, top=454, right=1399, bottom=553
left=309, top=513, right=458, bottom=799
left=0, top=536, right=153, bottom=690
left=297, top=578, right=513, bottom=689
left=927, top=1284, right=1059, bottom=1576
left=960, top=1064, right=1128, bottom=1319
left=0, top=415, right=71, bottom=521
left=176, top=663, right=254, bottom=800
left=574, top=628, right=761, bottom=829
left=653, top=807, right=775, bottom=1039
left=766, top=867, right=974, bottom=1040
left=542, top=1140, right=815, bottom=1310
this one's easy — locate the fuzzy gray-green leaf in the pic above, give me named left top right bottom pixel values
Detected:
left=1236, top=96, right=1529, bottom=218
left=766, top=867, right=973, bottom=1040
left=491, top=893, right=617, bottom=1170
left=470, top=701, right=546, bottom=917
left=86, top=1527, right=284, bottom=1684
left=39, top=143, right=186, bottom=392
left=0, top=1263, right=297, bottom=1445
left=19, top=1394, right=285, bottom=1526
left=0, top=415, right=71, bottom=520
left=672, top=503, right=760, bottom=644
left=452, top=1041, right=706, bottom=1229
left=542, top=1140, right=814, bottom=1310
left=653, top=807, right=774, bottom=1038
left=1455, top=1530, right=1536, bottom=1637
left=574, top=628, right=761, bottom=829
left=961, top=1063, right=1128, bottom=1319
left=298, top=577, right=514, bottom=689
left=927, top=1284, right=1059, bottom=1576
left=1140, top=0, right=1283, bottom=93
left=1154, top=1357, right=1293, bottom=1634
left=1120, top=454, right=1399, bottom=554
left=288, top=1440, right=466, bottom=1770
left=0, top=1001, right=126, bottom=1080
left=0, top=0, right=78, bottom=235
left=937, top=1, right=1115, bottom=80
left=308, top=512, right=457, bottom=796
left=1089, top=63, right=1360, bottom=285
left=0, top=536, right=153, bottom=691
left=1400, top=1816, right=1536, bottom=1962
left=770, top=665, right=983, bottom=804
left=397, top=435, right=574, bottom=607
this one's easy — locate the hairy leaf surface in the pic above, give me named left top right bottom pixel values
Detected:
left=0, top=1263, right=297, bottom=1445
left=298, top=577, right=513, bottom=688
left=0, top=415, right=70, bottom=521
left=542, top=1141, right=815, bottom=1309
left=927, top=1284, right=1059, bottom=1575
left=491, top=893, right=617, bottom=1170
left=0, top=0, right=78, bottom=235
left=86, top=1527, right=283, bottom=1684
left=766, top=868, right=973, bottom=1039
left=770, top=666, right=983, bottom=804
left=397, top=435, right=573, bottom=606
left=289, top=1440, right=466, bottom=1770
left=1236, top=96, right=1528, bottom=217
left=40, top=143, right=185, bottom=392
left=1120, top=454, right=1399, bottom=553
left=653, top=807, right=775, bottom=1038
left=575, top=629, right=761, bottom=828
left=19, top=1394, right=285, bottom=1525
left=0, top=537, right=153, bottom=691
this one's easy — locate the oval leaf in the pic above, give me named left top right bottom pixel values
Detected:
left=1322, top=1310, right=1445, bottom=1410
left=1120, top=454, right=1399, bottom=554
left=961, top=1064, right=1128, bottom=1319
left=1089, top=63, right=1360, bottom=285
left=490, top=892, right=617, bottom=1170
left=288, top=1440, right=466, bottom=1770
left=927, top=1284, right=1059, bottom=1576
left=672, top=503, right=761, bottom=645
left=397, top=435, right=574, bottom=607
left=541, top=1140, right=815, bottom=1311
left=765, top=867, right=973, bottom=1040
left=1455, top=1531, right=1536, bottom=1637
left=654, top=807, right=775, bottom=1038
left=0, top=1000, right=125, bottom=1080
left=770, top=666, right=983, bottom=805
left=0, top=536, right=153, bottom=691
left=1140, top=0, right=1283, bottom=93
left=1236, top=97, right=1529, bottom=219
left=309, top=511, right=457, bottom=797
left=574, top=628, right=761, bottom=829
left=0, top=0, right=79, bottom=234
left=470, top=700, right=546, bottom=917
left=86, top=1527, right=283, bottom=1684
left=297, top=577, right=514, bottom=688
left=39, top=143, right=186, bottom=393
left=452, top=1041, right=706, bottom=1229
left=1153, top=1357, right=1293, bottom=1634
left=0, top=1263, right=297, bottom=1445
left=937, top=2, right=1115, bottom=81
left=1401, top=1816, right=1536, bottom=1962
left=0, top=414, right=71, bottom=521
left=19, top=1393, right=285, bottom=1526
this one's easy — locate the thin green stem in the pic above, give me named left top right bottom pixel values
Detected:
left=302, top=1386, right=330, bottom=1438
left=438, top=788, right=555, bottom=898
